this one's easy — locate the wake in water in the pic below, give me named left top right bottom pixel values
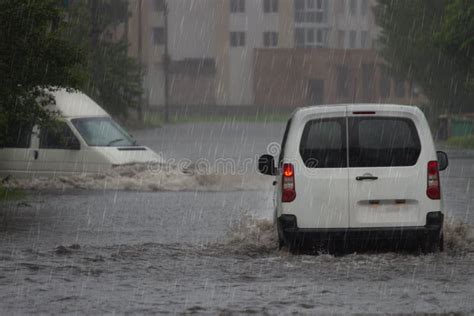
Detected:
left=222, top=211, right=279, bottom=256
left=218, top=212, right=474, bottom=257
left=444, top=217, right=474, bottom=255
left=5, top=163, right=272, bottom=192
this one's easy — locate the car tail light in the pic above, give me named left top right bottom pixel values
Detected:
left=427, top=161, right=441, bottom=200
left=282, top=163, right=296, bottom=202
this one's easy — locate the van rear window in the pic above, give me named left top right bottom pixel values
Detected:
left=299, top=118, right=347, bottom=168
left=348, top=117, right=421, bottom=167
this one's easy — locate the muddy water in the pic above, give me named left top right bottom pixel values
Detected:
left=1, top=123, right=474, bottom=314
left=1, top=186, right=473, bottom=314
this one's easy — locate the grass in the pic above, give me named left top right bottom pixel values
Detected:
left=0, top=185, right=25, bottom=202
left=444, top=135, right=474, bottom=149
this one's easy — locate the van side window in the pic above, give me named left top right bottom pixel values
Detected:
left=39, top=122, right=80, bottom=150
left=299, top=118, right=347, bottom=168
left=2, top=124, right=32, bottom=148
left=278, top=118, right=292, bottom=166
left=348, top=117, right=421, bottom=167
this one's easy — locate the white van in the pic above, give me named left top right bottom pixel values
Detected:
left=0, top=89, right=162, bottom=178
left=258, top=104, right=448, bottom=253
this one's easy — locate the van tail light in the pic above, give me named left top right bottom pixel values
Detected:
left=427, top=161, right=441, bottom=200
left=282, top=163, right=296, bottom=203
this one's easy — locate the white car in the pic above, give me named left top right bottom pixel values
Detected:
left=0, top=89, right=162, bottom=178
left=259, top=104, right=448, bottom=253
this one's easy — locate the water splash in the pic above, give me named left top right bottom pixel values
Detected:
left=219, top=214, right=474, bottom=256
left=5, top=163, right=271, bottom=192
left=222, top=210, right=279, bottom=255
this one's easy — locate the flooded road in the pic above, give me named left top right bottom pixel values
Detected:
left=1, top=123, right=474, bottom=314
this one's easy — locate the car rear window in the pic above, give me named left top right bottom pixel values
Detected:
left=299, top=118, right=347, bottom=168
left=348, top=117, right=421, bottom=167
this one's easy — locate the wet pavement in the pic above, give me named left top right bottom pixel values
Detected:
left=1, top=122, right=474, bottom=314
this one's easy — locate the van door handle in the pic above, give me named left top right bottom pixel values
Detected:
left=356, top=175, right=378, bottom=181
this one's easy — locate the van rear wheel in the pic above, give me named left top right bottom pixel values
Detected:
left=438, top=233, right=444, bottom=252
left=421, top=232, right=443, bottom=254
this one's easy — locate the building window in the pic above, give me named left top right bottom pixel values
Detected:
left=153, top=0, right=165, bottom=11
left=230, top=0, right=245, bottom=13
left=295, top=0, right=327, bottom=23
left=294, top=0, right=328, bottom=47
left=153, top=27, right=165, bottom=45
left=307, top=28, right=314, bottom=44
left=349, top=0, right=357, bottom=15
left=230, top=31, right=245, bottom=47
left=349, top=30, right=356, bottom=48
left=316, top=29, right=324, bottom=43
left=337, top=30, right=345, bottom=48
left=263, top=32, right=278, bottom=47
left=295, top=28, right=305, bottom=47
left=360, top=31, right=368, bottom=48
left=295, top=27, right=327, bottom=47
left=360, top=0, right=368, bottom=16
left=263, top=0, right=278, bottom=13
left=337, top=65, right=350, bottom=97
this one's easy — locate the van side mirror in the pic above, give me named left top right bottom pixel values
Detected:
left=258, top=154, right=277, bottom=176
left=437, top=151, right=448, bottom=171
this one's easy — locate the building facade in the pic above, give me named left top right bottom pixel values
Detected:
left=127, top=0, right=295, bottom=107
left=127, top=0, right=419, bottom=109
left=254, top=48, right=426, bottom=107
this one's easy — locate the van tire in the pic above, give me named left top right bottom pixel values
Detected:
left=421, top=232, right=443, bottom=254
left=439, top=233, right=444, bottom=252
left=275, top=220, right=285, bottom=250
left=278, top=236, right=284, bottom=250
left=288, top=240, right=304, bottom=255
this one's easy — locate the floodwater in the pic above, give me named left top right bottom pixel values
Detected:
left=1, top=122, right=474, bottom=314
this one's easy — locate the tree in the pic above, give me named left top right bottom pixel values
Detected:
left=64, top=0, right=142, bottom=120
left=436, top=0, right=474, bottom=106
left=374, top=0, right=473, bottom=115
left=0, top=0, right=86, bottom=146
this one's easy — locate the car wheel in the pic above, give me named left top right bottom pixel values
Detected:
left=438, top=233, right=444, bottom=252
left=421, top=233, right=442, bottom=254
left=276, top=220, right=285, bottom=250
left=288, top=240, right=303, bottom=255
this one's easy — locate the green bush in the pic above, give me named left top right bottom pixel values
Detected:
left=0, top=185, right=25, bottom=202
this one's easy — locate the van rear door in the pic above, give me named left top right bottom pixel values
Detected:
left=347, top=111, right=426, bottom=228
left=290, top=109, right=349, bottom=229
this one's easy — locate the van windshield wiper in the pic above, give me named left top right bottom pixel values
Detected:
left=107, top=138, right=124, bottom=146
